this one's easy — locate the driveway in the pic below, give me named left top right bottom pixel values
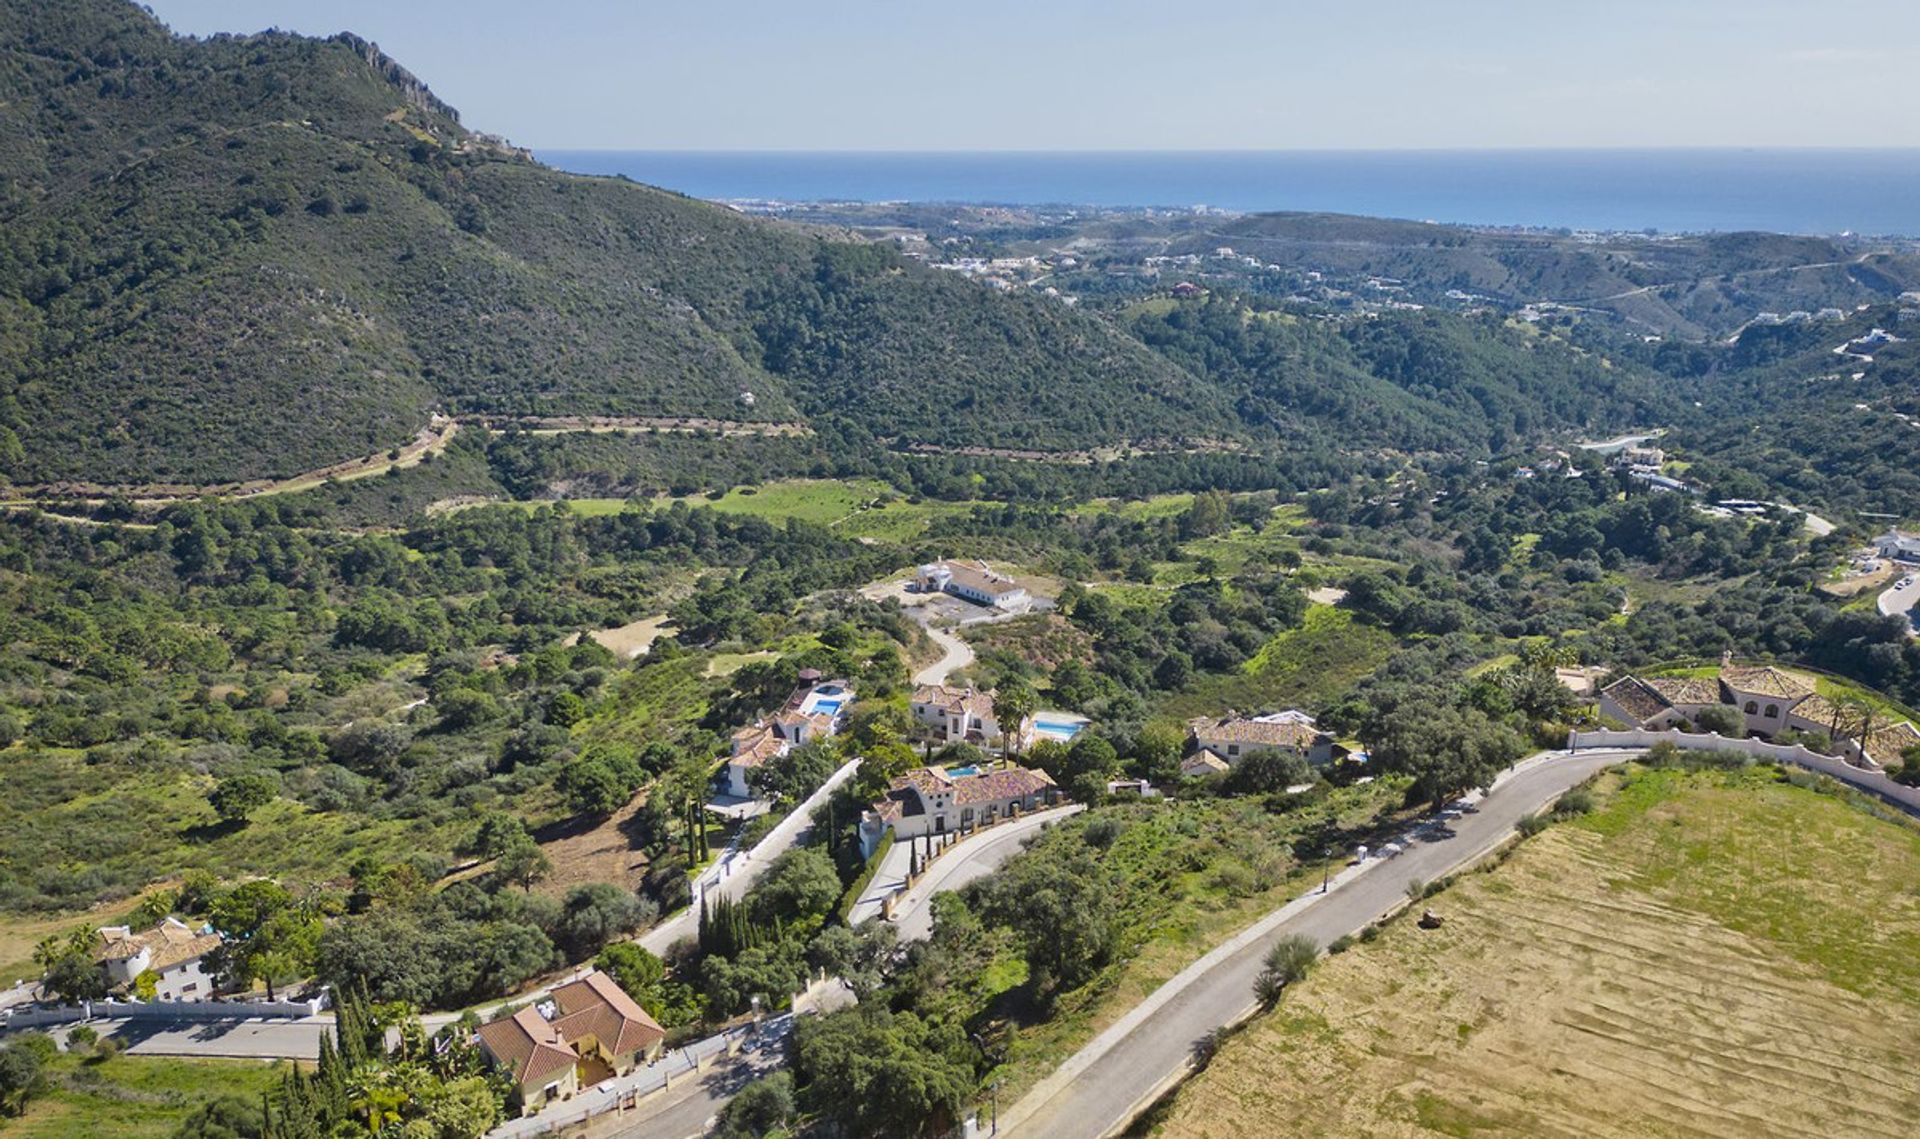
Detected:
left=914, top=623, right=974, bottom=686
left=886, top=806, right=1084, bottom=940
left=1878, top=571, right=1920, bottom=636
left=999, top=748, right=1644, bottom=1139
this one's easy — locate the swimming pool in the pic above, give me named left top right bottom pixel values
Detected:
left=945, top=765, right=981, bottom=779
left=810, top=698, right=843, bottom=716
left=1032, top=719, right=1086, bottom=739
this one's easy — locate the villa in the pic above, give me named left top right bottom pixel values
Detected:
left=95, top=917, right=222, bottom=1002
left=1599, top=657, right=1920, bottom=767
left=910, top=683, right=1027, bottom=751
left=1186, top=710, right=1341, bottom=767
left=917, top=559, right=1031, bottom=611
left=859, top=763, right=1059, bottom=856
left=477, top=970, right=665, bottom=1116
left=722, top=670, right=855, bottom=798
left=1875, top=529, right=1920, bottom=563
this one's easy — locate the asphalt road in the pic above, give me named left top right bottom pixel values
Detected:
left=999, top=748, right=1643, bottom=1139
left=56, top=1016, right=327, bottom=1060
left=1878, top=572, right=1920, bottom=635
left=886, top=806, right=1084, bottom=941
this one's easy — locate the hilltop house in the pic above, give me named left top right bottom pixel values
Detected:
left=917, top=560, right=1030, bottom=612
left=1875, top=530, right=1920, bottom=563
left=477, top=970, right=665, bottom=1116
left=1186, top=710, right=1341, bottom=768
left=1599, top=659, right=1920, bottom=768
left=722, top=672, right=854, bottom=798
left=95, top=917, right=222, bottom=1002
left=911, top=683, right=1027, bottom=751
left=860, top=764, right=1059, bottom=856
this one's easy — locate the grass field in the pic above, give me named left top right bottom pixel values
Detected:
left=6, top=1049, right=288, bottom=1139
left=1161, top=605, right=1396, bottom=717
left=1147, top=765, right=1920, bottom=1138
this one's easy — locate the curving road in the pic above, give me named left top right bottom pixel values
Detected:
left=1878, top=572, right=1920, bottom=637
left=914, top=623, right=974, bottom=686
left=999, top=748, right=1644, bottom=1139
left=885, top=805, right=1084, bottom=940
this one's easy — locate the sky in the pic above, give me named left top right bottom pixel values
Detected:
left=148, top=1, right=1920, bottom=150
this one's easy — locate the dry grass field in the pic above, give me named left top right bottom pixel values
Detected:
left=1150, top=766, right=1920, bottom=1138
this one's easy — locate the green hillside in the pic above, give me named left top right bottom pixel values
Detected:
left=0, top=0, right=1224, bottom=485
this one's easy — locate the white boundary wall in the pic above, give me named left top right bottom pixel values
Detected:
left=1568, top=728, right=1920, bottom=817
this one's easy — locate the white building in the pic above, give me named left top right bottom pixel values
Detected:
left=917, top=560, right=1030, bottom=611
left=911, top=684, right=1025, bottom=750
left=860, top=765, right=1058, bottom=856
left=722, top=673, right=854, bottom=798
left=96, top=917, right=222, bottom=1001
left=1186, top=712, right=1341, bottom=767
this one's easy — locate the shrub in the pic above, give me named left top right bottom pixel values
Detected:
left=1404, top=879, right=1425, bottom=901
left=1551, top=787, right=1595, bottom=817
left=1253, top=934, right=1319, bottom=1004
left=1516, top=813, right=1550, bottom=837
left=1326, top=934, right=1355, bottom=954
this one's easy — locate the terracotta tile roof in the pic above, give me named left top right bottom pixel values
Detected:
left=478, top=971, right=663, bottom=1091
left=952, top=766, right=1054, bottom=806
left=729, top=725, right=785, bottom=768
left=1181, top=751, right=1231, bottom=776
left=1863, top=720, right=1920, bottom=764
left=551, top=972, right=665, bottom=1059
left=913, top=684, right=1000, bottom=721
left=96, top=919, right=221, bottom=970
left=1719, top=665, right=1814, bottom=702
left=1187, top=716, right=1322, bottom=750
left=1644, top=677, right=1721, bottom=706
left=1787, top=693, right=1867, bottom=737
left=477, top=1006, right=578, bottom=1089
left=1599, top=676, right=1671, bottom=724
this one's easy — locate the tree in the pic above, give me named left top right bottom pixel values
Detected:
left=792, top=1006, right=973, bottom=1138
left=745, top=847, right=841, bottom=930
left=1368, top=702, right=1525, bottom=809
left=992, top=680, right=1037, bottom=758
left=493, top=837, right=551, bottom=894
left=978, top=845, right=1119, bottom=995
left=1691, top=703, right=1745, bottom=737
left=209, top=772, right=278, bottom=825
left=0, top=1035, right=51, bottom=1117
left=468, top=812, right=531, bottom=861
left=1253, top=934, right=1318, bottom=1005
left=1227, top=748, right=1313, bottom=795
left=34, top=928, right=106, bottom=1003
left=713, top=1071, right=795, bottom=1139
left=551, top=884, right=650, bottom=961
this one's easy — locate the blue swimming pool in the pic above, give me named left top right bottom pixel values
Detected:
left=1033, top=719, right=1085, bottom=738
left=811, top=699, right=843, bottom=715
left=945, top=765, right=981, bottom=779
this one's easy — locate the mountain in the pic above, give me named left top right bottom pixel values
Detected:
left=0, top=0, right=1229, bottom=485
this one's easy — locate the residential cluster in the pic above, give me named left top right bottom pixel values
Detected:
left=724, top=670, right=857, bottom=800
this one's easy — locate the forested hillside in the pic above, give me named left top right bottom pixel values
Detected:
left=0, top=0, right=1217, bottom=484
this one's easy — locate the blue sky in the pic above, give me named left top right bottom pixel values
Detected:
left=149, top=1, right=1920, bottom=150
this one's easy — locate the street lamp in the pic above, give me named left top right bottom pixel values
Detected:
left=1321, top=848, right=1331, bottom=894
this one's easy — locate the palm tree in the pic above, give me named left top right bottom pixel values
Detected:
left=993, top=682, right=1037, bottom=761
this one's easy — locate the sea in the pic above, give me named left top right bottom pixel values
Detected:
left=537, top=149, right=1920, bottom=237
